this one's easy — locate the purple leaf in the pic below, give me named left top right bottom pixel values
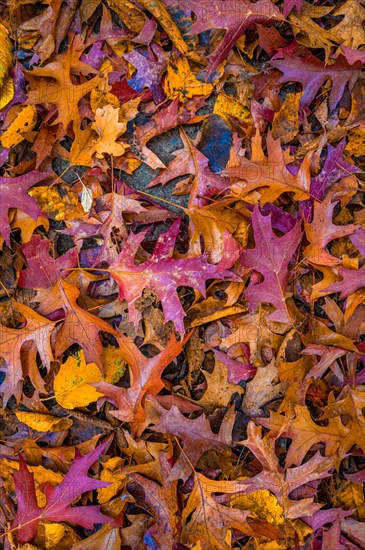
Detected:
left=271, top=51, right=362, bottom=111
left=124, top=44, right=167, bottom=104
left=283, top=0, right=303, bottom=17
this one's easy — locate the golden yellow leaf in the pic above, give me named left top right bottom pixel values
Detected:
left=105, top=0, right=145, bottom=34
left=272, top=93, right=302, bottom=144
left=35, top=523, right=66, bottom=549
left=231, top=486, right=284, bottom=525
left=29, top=186, right=80, bottom=221
left=346, top=127, right=365, bottom=157
left=213, top=92, right=252, bottom=125
left=0, top=22, right=13, bottom=87
left=91, top=104, right=127, bottom=158
left=102, top=345, right=127, bottom=384
left=1, top=105, right=37, bottom=148
left=54, top=349, right=104, bottom=409
left=164, top=56, right=213, bottom=101
left=0, top=22, right=14, bottom=109
left=91, top=100, right=139, bottom=159
left=0, top=459, right=63, bottom=507
left=33, top=521, right=81, bottom=549
left=0, top=74, right=14, bottom=110
left=97, top=457, right=126, bottom=504
left=15, top=411, right=73, bottom=432
left=333, top=480, right=365, bottom=520
left=10, top=209, right=49, bottom=243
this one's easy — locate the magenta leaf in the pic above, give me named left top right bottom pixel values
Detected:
left=108, top=219, right=241, bottom=334
left=12, top=440, right=112, bottom=543
left=0, top=171, right=50, bottom=245
left=282, top=0, right=303, bottom=17
left=241, top=206, right=302, bottom=323
left=18, top=236, right=78, bottom=289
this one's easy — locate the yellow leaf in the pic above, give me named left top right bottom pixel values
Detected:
left=1, top=105, right=37, bottom=147
left=102, top=346, right=127, bottom=384
left=271, top=93, right=302, bottom=144
left=231, top=486, right=285, bottom=525
left=97, top=457, right=126, bottom=504
left=333, top=480, right=365, bottom=520
left=213, top=92, right=252, bottom=125
left=54, top=350, right=104, bottom=409
left=0, top=22, right=14, bottom=109
left=33, top=521, right=81, bottom=549
left=0, top=75, right=14, bottom=110
left=91, top=100, right=139, bottom=159
left=0, top=459, right=63, bottom=507
left=29, top=185, right=80, bottom=221
left=35, top=523, right=66, bottom=549
left=164, top=56, right=213, bottom=101
left=10, top=209, right=49, bottom=243
left=346, top=127, right=365, bottom=157
left=0, top=22, right=13, bottom=87
left=15, top=411, right=73, bottom=432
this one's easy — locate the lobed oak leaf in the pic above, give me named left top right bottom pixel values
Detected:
left=91, top=105, right=128, bottom=159
left=93, top=330, right=187, bottom=435
left=330, top=0, right=365, bottom=50
left=90, top=99, right=140, bottom=160
left=326, top=265, right=365, bottom=299
left=25, top=47, right=103, bottom=129
left=108, top=219, right=241, bottom=335
left=91, top=191, right=146, bottom=265
left=34, top=279, right=116, bottom=368
left=11, top=440, right=113, bottom=543
left=222, top=130, right=312, bottom=204
left=0, top=302, right=55, bottom=403
left=288, top=2, right=341, bottom=63
left=128, top=453, right=178, bottom=548
left=241, top=207, right=302, bottom=323
left=18, top=236, right=78, bottom=289
left=303, top=192, right=358, bottom=267
left=152, top=404, right=235, bottom=481
left=271, top=50, right=362, bottom=111
left=237, top=423, right=334, bottom=517
left=180, top=473, right=253, bottom=549
left=320, top=386, right=365, bottom=456
left=147, top=128, right=227, bottom=204
left=258, top=406, right=345, bottom=466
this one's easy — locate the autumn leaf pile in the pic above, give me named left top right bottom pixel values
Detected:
left=0, top=0, right=364, bottom=548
